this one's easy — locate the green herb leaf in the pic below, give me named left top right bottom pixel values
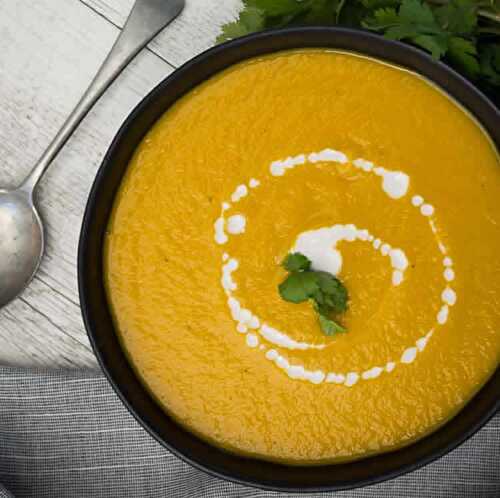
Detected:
left=278, top=271, right=319, bottom=303
left=398, top=0, right=436, bottom=26
left=216, top=6, right=264, bottom=42
left=447, top=37, right=480, bottom=78
left=315, top=271, right=348, bottom=313
left=361, top=0, right=401, bottom=9
left=339, top=1, right=371, bottom=27
left=435, top=0, right=477, bottom=35
left=282, top=252, right=312, bottom=271
left=413, top=33, right=449, bottom=58
left=303, top=0, right=339, bottom=24
left=278, top=252, right=349, bottom=335
left=217, top=0, right=500, bottom=98
left=364, top=6, right=400, bottom=28
left=479, top=43, right=500, bottom=85
left=319, top=313, right=346, bottom=335
left=246, top=0, right=306, bottom=17
left=364, top=0, right=461, bottom=59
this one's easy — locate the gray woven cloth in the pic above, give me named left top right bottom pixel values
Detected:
left=0, top=366, right=498, bottom=498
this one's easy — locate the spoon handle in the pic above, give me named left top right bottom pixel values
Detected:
left=19, top=0, right=183, bottom=195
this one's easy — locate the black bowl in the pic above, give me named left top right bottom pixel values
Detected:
left=78, top=27, right=500, bottom=492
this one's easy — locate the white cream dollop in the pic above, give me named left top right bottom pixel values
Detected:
left=401, top=347, right=418, bottom=364
left=292, top=227, right=344, bottom=275
left=293, top=224, right=409, bottom=287
left=246, top=333, right=259, bottom=348
left=259, top=323, right=325, bottom=351
left=308, top=148, right=348, bottom=164
left=421, top=204, right=435, bottom=216
left=231, top=184, right=248, bottom=202
left=214, top=217, right=228, bottom=245
left=226, top=214, right=246, bottom=235
left=270, top=154, right=306, bottom=176
left=353, top=158, right=374, bottom=172
left=442, top=287, right=457, bottom=306
left=373, top=167, right=410, bottom=199
left=412, top=195, right=424, bottom=206
left=444, top=268, right=455, bottom=282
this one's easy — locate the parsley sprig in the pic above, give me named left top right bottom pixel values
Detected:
left=217, top=0, right=500, bottom=104
left=278, top=253, right=348, bottom=336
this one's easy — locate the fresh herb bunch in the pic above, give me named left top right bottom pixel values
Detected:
left=279, top=252, right=349, bottom=335
left=217, top=0, right=500, bottom=104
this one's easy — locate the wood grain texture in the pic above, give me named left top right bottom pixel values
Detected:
left=80, top=0, right=242, bottom=67
left=0, top=0, right=186, bottom=368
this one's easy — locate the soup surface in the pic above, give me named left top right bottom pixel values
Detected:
left=104, top=50, right=499, bottom=464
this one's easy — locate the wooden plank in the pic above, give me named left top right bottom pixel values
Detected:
left=0, top=280, right=96, bottom=368
left=80, top=0, right=242, bottom=67
left=0, top=0, right=174, bottom=367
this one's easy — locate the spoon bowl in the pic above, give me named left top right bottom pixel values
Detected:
left=0, top=189, right=43, bottom=307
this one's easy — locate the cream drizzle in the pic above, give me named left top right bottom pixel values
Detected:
left=213, top=147, right=457, bottom=386
left=293, top=224, right=408, bottom=286
left=226, top=214, right=246, bottom=235
left=268, top=148, right=409, bottom=200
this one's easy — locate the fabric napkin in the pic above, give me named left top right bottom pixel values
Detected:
left=0, top=366, right=498, bottom=498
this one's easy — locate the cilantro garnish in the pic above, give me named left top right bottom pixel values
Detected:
left=278, top=252, right=348, bottom=336
left=217, top=0, right=500, bottom=104
left=282, top=252, right=312, bottom=272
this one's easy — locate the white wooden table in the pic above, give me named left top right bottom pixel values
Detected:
left=0, top=0, right=241, bottom=368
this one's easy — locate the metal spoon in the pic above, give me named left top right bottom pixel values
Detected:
left=0, top=0, right=184, bottom=308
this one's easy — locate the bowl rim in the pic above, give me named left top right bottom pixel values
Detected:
left=78, top=26, right=500, bottom=493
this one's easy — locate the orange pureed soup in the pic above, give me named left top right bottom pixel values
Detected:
left=104, top=50, right=500, bottom=464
